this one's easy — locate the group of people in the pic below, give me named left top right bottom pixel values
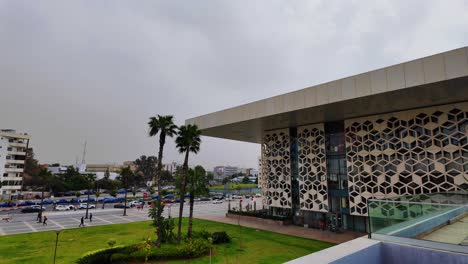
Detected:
left=79, top=213, right=92, bottom=227
left=36, top=212, right=47, bottom=225
left=36, top=211, right=93, bottom=228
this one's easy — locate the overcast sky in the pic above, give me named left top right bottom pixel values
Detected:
left=1, top=1, right=467, bottom=170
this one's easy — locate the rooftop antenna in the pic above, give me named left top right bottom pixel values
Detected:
left=81, top=141, right=87, bottom=164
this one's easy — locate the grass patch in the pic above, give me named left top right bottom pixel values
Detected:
left=0, top=218, right=334, bottom=264
left=210, top=183, right=258, bottom=190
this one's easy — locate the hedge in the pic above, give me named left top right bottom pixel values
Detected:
left=228, top=210, right=291, bottom=221
left=77, top=239, right=211, bottom=264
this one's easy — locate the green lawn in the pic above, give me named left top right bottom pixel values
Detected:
left=210, top=183, right=258, bottom=190
left=0, top=219, right=334, bottom=264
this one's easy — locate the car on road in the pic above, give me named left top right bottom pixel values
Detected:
left=21, top=206, right=45, bottom=213
left=114, top=203, right=131, bottom=209
left=30, top=205, right=46, bottom=210
left=163, top=199, right=173, bottom=204
left=78, top=203, right=96, bottom=209
left=129, top=200, right=143, bottom=207
left=212, top=196, right=224, bottom=201
left=212, top=200, right=223, bottom=204
left=55, top=205, right=75, bottom=211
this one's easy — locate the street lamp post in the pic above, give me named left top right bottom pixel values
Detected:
left=53, top=229, right=61, bottom=264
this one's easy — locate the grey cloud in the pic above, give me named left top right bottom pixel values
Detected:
left=0, top=1, right=467, bottom=169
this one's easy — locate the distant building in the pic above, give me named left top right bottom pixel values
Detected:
left=46, top=165, right=69, bottom=175
left=46, top=164, right=119, bottom=180
left=164, top=161, right=181, bottom=175
left=0, top=129, right=30, bottom=198
left=213, top=166, right=238, bottom=181
left=86, top=161, right=136, bottom=173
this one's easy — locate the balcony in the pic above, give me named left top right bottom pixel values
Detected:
left=1, top=176, right=22, bottom=181
left=6, top=159, right=25, bottom=164
left=1, top=185, right=21, bottom=190
left=4, top=168, right=24, bottom=173
left=7, top=150, right=26, bottom=156
left=8, top=142, right=27, bottom=148
left=368, top=192, right=468, bottom=252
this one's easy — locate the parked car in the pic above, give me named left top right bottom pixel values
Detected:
left=78, top=203, right=96, bottom=209
left=212, top=200, right=223, bottom=204
left=163, top=199, right=173, bottom=204
left=129, top=200, right=143, bottom=207
left=30, top=205, right=46, bottom=210
left=117, top=189, right=126, bottom=194
left=114, top=203, right=130, bottom=209
left=55, top=205, right=70, bottom=211
left=21, top=207, right=44, bottom=213
left=42, top=199, right=54, bottom=205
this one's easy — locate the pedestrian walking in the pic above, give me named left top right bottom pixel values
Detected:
left=79, top=216, right=85, bottom=227
left=37, top=212, right=42, bottom=223
left=102, top=203, right=105, bottom=210
left=89, top=213, right=93, bottom=222
left=43, top=216, right=47, bottom=226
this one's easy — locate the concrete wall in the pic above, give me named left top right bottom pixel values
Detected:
left=286, top=237, right=468, bottom=264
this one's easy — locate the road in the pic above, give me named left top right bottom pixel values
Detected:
left=0, top=198, right=262, bottom=236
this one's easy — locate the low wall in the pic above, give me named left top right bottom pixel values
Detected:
left=377, top=206, right=467, bottom=238
left=225, top=213, right=292, bottom=226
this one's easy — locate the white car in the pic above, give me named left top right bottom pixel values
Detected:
left=55, top=205, right=71, bottom=211
left=30, top=205, right=46, bottom=210
left=129, top=200, right=143, bottom=207
left=78, top=203, right=96, bottom=209
left=212, top=200, right=223, bottom=204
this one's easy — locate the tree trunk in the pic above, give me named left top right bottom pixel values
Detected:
left=155, top=134, right=165, bottom=247
left=85, top=191, right=90, bottom=219
left=187, top=193, right=195, bottom=238
left=177, top=150, right=190, bottom=243
left=40, top=189, right=44, bottom=210
left=123, top=181, right=128, bottom=216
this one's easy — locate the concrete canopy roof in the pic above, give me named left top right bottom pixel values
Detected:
left=186, top=47, right=468, bottom=144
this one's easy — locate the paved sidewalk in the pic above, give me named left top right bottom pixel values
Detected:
left=198, top=215, right=365, bottom=244
left=0, top=200, right=229, bottom=236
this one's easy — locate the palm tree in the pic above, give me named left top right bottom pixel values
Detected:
left=95, top=191, right=101, bottom=209
left=187, top=165, right=208, bottom=238
left=37, top=168, right=53, bottom=210
left=120, top=166, right=133, bottom=216
left=148, top=115, right=178, bottom=247
left=84, top=174, right=96, bottom=219
left=175, top=124, right=202, bottom=243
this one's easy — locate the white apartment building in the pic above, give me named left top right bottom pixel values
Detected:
left=164, top=161, right=181, bottom=174
left=0, top=129, right=30, bottom=198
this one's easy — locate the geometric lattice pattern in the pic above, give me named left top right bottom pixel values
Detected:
left=262, top=128, right=292, bottom=208
left=297, top=124, right=329, bottom=212
left=345, top=102, right=468, bottom=216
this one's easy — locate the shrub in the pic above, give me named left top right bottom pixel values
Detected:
left=191, top=230, right=211, bottom=240
left=77, top=245, right=133, bottom=264
left=77, top=239, right=213, bottom=264
left=211, top=231, right=231, bottom=244
left=107, top=239, right=116, bottom=248
left=178, top=238, right=210, bottom=258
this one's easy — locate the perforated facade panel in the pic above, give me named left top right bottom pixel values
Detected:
left=297, top=124, right=329, bottom=212
left=345, top=102, right=468, bottom=216
left=262, top=128, right=292, bottom=208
